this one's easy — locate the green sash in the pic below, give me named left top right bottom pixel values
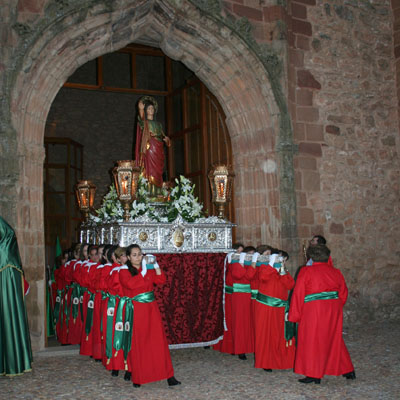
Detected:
left=80, top=287, right=87, bottom=322
left=256, top=292, right=296, bottom=342
left=251, top=289, right=258, bottom=300
left=113, top=296, right=126, bottom=355
left=70, top=283, right=80, bottom=322
left=104, top=294, right=116, bottom=362
left=113, top=291, right=156, bottom=363
left=225, top=283, right=251, bottom=294
left=122, top=299, right=133, bottom=367
left=304, top=291, right=339, bottom=303
left=256, top=292, right=287, bottom=307
left=64, top=287, right=71, bottom=331
left=54, top=289, right=63, bottom=324
left=84, top=291, right=95, bottom=339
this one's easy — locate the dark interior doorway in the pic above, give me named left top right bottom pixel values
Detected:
left=45, top=43, right=234, bottom=254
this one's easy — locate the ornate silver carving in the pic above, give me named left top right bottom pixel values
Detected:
left=79, top=217, right=235, bottom=253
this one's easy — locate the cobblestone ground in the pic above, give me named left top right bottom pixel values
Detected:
left=1, top=321, right=399, bottom=400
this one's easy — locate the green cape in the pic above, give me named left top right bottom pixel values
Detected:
left=0, top=216, right=33, bottom=376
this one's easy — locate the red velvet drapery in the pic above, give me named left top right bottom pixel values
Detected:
left=153, top=253, right=226, bottom=348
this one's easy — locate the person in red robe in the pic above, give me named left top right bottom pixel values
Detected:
left=106, top=247, right=130, bottom=379
left=66, top=244, right=83, bottom=345
left=96, top=245, right=113, bottom=362
left=213, top=252, right=235, bottom=354
left=79, top=245, right=100, bottom=357
left=254, top=252, right=295, bottom=371
left=289, top=244, right=355, bottom=384
left=119, top=244, right=180, bottom=387
left=54, top=255, right=72, bottom=344
left=214, top=251, right=256, bottom=359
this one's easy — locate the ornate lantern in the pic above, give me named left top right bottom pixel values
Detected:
left=112, top=160, right=141, bottom=221
left=75, top=180, right=96, bottom=221
left=208, top=164, right=235, bottom=219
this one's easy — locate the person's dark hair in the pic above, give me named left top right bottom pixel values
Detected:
left=79, top=243, right=89, bottom=260
left=107, top=245, right=118, bottom=264
left=313, top=235, right=327, bottom=245
left=307, top=244, right=330, bottom=262
left=63, top=246, right=71, bottom=261
left=102, top=244, right=113, bottom=264
left=73, top=243, right=81, bottom=259
left=126, top=244, right=142, bottom=277
left=256, top=245, right=274, bottom=255
left=279, top=250, right=289, bottom=261
left=243, top=246, right=256, bottom=253
left=270, top=247, right=280, bottom=255
left=55, top=255, right=63, bottom=269
left=233, top=243, right=244, bottom=251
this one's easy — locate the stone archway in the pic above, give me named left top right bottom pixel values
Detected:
left=4, top=0, right=295, bottom=350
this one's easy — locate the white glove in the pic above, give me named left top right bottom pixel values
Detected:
left=269, top=253, right=278, bottom=267
left=154, top=262, right=160, bottom=270
left=239, top=252, right=246, bottom=265
left=251, top=252, right=260, bottom=263
left=226, top=252, right=234, bottom=264
left=141, top=258, right=147, bottom=277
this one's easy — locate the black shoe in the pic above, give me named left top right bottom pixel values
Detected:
left=111, top=370, right=119, bottom=377
left=263, top=369, right=272, bottom=372
left=124, top=371, right=131, bottom=381
left=133, top=383, right=141, bottom=388
left=238, top=354, right=247, bottom=360
left=94, top=358, right=101, bottom=362
left=167, top=376, right=181, bottom=386
left=298, top=376, right=321, bottom=384
left=343, top=371, right=356, bottom=380
left=203, top=346, right=210, bottom=349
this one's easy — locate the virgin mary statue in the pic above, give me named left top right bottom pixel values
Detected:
left=134, top=96, right=170, bottom=198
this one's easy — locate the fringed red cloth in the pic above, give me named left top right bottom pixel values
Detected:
left=153, top=253, right=226, bottom=348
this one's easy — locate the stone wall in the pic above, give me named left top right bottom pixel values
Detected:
left=394, top=0, right=400, bottom=133
left=287, top=0, right=400, bottom=321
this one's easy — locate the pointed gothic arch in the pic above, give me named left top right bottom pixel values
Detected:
left=5, top=0, right=296, bottom=350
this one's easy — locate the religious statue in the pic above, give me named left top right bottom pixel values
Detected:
left=134, top=96, right=171, bottom=199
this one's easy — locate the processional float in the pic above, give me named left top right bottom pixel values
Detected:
left=75, top=161, right=235, bottom=253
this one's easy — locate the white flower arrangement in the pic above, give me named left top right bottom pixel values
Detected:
left=166, top=176, right=204, bottom=223
left=89, top=175, right=205, bottom=224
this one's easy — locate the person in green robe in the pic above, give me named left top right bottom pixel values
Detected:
left=0, top=216, right=33, bottom=376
